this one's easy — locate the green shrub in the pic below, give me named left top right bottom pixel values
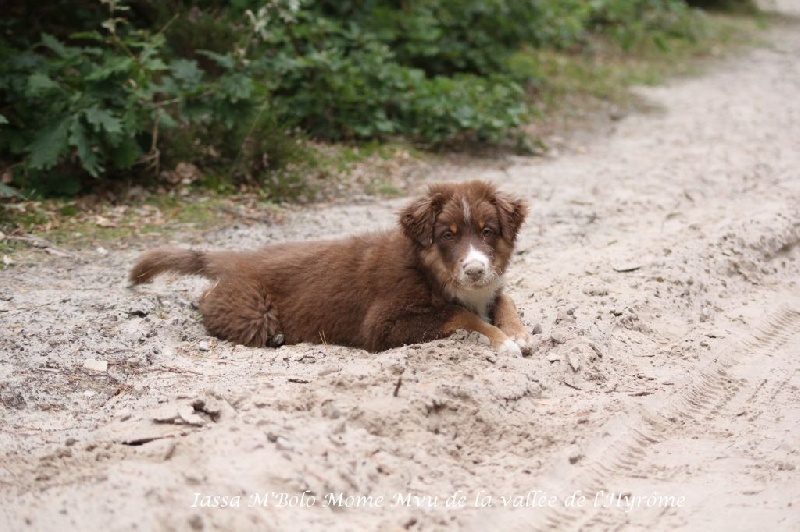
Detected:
left=0, top=0, right=720, bottom=197
left=587, top=0, right=706, bottom=51
left=1, top=31, right=156, bottom=194
left=0, top=2, right=275, bottom=196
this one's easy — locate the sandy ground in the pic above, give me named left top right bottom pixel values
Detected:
left=2, top=5, right=800, bottom=532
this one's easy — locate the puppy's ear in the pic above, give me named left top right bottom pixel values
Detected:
left=495, top=194, right=528, bottom=243
left=399, top=191, right=445, bottom=247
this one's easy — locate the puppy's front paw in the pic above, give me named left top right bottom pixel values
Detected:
left=267, top=333, right=285, bottom=348
left=497, top=338, right=523, bottom=357
left=509, top=330, right=536, bottom=357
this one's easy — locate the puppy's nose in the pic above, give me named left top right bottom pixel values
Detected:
left=462, top=261, right=486, bottom=281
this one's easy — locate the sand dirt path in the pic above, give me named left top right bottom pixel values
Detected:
left=1, top=5, right=799, bottom=532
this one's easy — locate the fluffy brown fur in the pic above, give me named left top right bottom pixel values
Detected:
left=129, top=180, right=534, bottom=354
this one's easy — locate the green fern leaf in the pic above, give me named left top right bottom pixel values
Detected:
left=69, top=120, right=103, bottom=177
left=83, top=107, right=123, bottom=135
left=27, top=117, right=70, bottom=170
left=85, top=57, right=135, bottom=81
left=170, top=59, right=204, bottom=86
left=197, top=50, right=235, bottom=69
left=40, top=33, right=71, bottom=58
left=27, top=72, right=60, bottom=95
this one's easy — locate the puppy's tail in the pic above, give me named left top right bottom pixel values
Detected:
left=129, top=247, right=216, bottom=285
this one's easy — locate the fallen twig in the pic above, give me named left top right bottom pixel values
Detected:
left=393, top=374, right=403, bottom=397
left=153, top=366, right=204, bottom=376
left=560, top=380, right=583, bottom=391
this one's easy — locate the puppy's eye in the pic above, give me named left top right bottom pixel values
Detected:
left=481, top=227, right=495, bottom=238
left=441, top=231, right=455, bottom=241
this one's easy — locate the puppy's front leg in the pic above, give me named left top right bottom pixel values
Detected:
left=370, top=304, right=521, bottom=355
left=442, top=308, right=523, bottom=356
left=492, top=293, right=535, bottom=356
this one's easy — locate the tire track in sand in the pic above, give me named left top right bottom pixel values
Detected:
left=468, top=300, right=800, bottom=531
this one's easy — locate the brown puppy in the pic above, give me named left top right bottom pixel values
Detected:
left=129, top=180, right=534, bottom=354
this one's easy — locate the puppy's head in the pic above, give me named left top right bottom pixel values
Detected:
left=399, top=181, right=527, bottom=292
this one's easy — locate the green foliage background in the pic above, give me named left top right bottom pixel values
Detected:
left=0, top=0, right=719, bottom=197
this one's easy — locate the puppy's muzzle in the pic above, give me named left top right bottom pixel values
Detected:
left=462, top=261, right=487, bottom=282
left=460, top=245, right=491, bottom=285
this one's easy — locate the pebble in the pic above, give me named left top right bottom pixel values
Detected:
left=565, top=348, right=583, bottom=373
left=83, top=359, right=108, bottom=372
left=318, top=365, right=342, bottom=377
left=275, top=437, right=294, bottom=452
left=178, top=405, right=207, bottom=426
left=321, top=401, right=342, bottom=419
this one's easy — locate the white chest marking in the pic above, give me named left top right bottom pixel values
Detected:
left=448, top=279, right=501, bottom=321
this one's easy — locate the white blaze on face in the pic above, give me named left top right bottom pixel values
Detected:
left=460, top=244, right=490, bottom=284
left=462, top=198, right=471, bottom=225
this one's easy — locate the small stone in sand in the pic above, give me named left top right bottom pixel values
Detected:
left=83, top=359, right=108, bottom=372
